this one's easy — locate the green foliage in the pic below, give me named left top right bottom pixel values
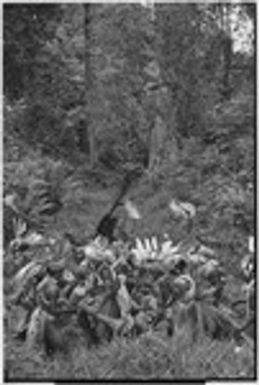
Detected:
left=3, top=5, right=255, bottom=379
left=4, top=3, right=255, bottom=169
left=4, top=153, right=72, bottom=226
left=4, top=4, right=63, bottom=99
left=156, top=4, right=215, bottom=138
left=87, top=4, right=152, bottom=167
left=4, top=4, right=85, bottom=158
left=5, top=333, right=254, bottom=380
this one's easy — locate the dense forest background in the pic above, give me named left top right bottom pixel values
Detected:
left=3, top=3, right=256, bottom=380
left=4, top=3, right=255, bottom=273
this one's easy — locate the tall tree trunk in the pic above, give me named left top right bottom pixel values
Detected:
left=144, top=3, right=161, bottom=172
left=220, top=4, right=233, bottom=100
left=144, top=3, right=178, bottom=174
left=84, top=4, right=96, bottom=167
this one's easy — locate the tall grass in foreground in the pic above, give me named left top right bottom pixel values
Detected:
left=5, top=331, right=254, bottom=380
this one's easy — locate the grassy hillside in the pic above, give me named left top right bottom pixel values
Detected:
left=3, top=90, right=255, bottom=381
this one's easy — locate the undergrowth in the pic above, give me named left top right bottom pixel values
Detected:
left=5, top=331, right=254, bottom=380
left=3, top=91, right=255, bottom=381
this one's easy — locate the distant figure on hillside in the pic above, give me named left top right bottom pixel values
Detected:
left=95, top=170, right=142, bottom=243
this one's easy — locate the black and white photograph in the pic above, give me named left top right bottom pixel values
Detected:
left=3, top=1, right=256, bottom=381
